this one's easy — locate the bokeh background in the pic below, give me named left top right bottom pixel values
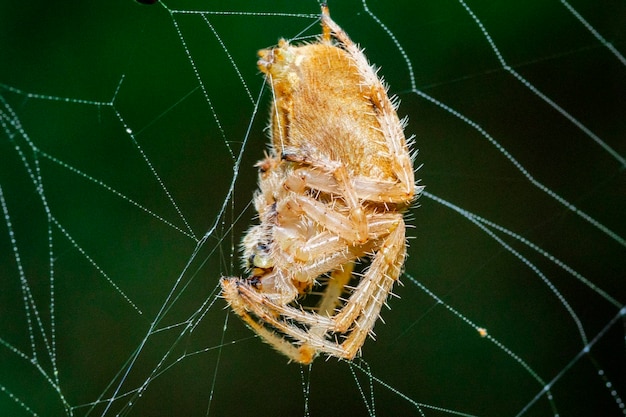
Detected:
left=1, top=0, right=625, bottom=416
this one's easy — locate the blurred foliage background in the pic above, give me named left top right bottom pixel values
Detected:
left=1, top=0, right=625, bottom=415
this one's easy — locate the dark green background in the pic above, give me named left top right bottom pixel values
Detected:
left=1, top=0, right=625, bottom=416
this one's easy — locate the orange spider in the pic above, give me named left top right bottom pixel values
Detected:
left=220, top=4, right=422, bottom=364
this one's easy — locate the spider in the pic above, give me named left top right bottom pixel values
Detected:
left=220, top=4, right=422, bottom=364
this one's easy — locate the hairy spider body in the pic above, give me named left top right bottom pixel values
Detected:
left=220, top=5, right=422, bottom=364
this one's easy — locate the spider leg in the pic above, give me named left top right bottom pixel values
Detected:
left=352, top=177, right=422, bottom=204
left=301, top=213, right=399, bottom=262
left=332, top=215, right=405, bottom=336
left=282, top=155, right=368, bottom=243
left=279, top=194, right=363, bottom=245
left=277, top=196, right=401, bottom=262
left=298, top=262, right=355, bottom=361
left=293, top=167, right=421, bottom=204
left=316, top=262, right=354, bottom=317
left=222, top=277, right=345, bottom=364
left=221, top=278, right=336, bottom=364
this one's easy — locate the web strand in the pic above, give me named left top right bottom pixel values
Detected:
left=0, top=1, right=624, bottom=416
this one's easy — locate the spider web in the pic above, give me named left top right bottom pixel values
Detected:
left=1, top=0, right=625, bottom=416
